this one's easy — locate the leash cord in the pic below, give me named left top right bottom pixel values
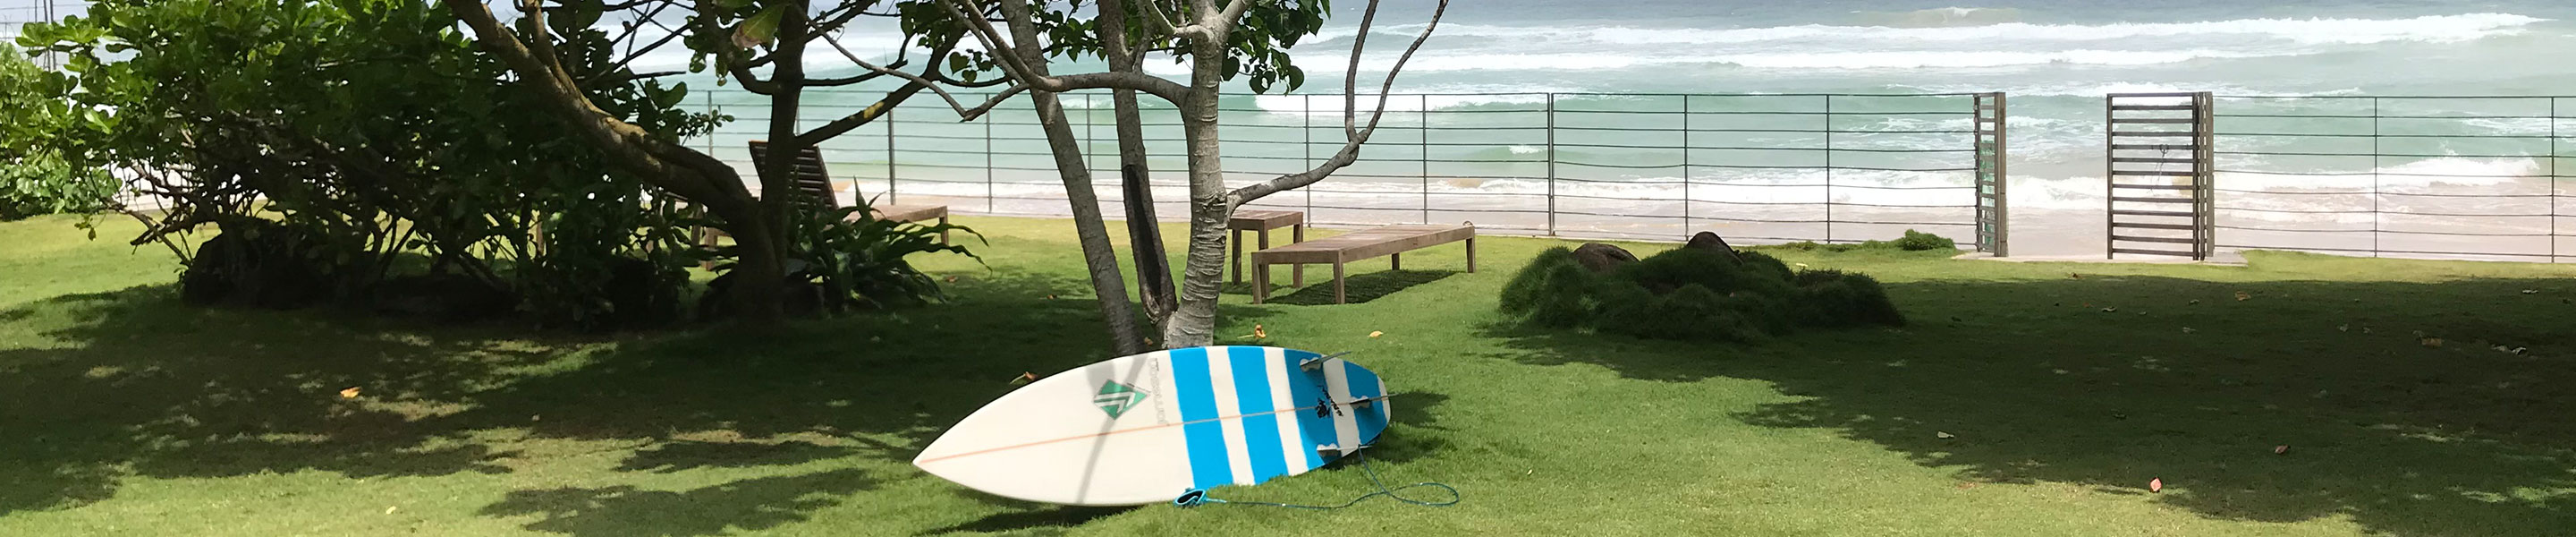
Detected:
left=1174, top=450, right=1460, bottom=510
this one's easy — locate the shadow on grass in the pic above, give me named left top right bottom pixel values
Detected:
left=0, top=268, right=1151, bottom=535
left=479, top=469, right=877, bottom=537
left=918, top=496, right=1131, bottom=537
left=1226, top=269, right=1461, bottom=306
left=1480, top=272, right=2576, bottom=535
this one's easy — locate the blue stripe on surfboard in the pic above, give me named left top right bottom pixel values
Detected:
left=1226, top=347, right=1289, bottom=485
left=1344, top=361, right=1390, bottom=446
left=1168, top=347, right=1234, bottom=490
left=1285, top=354, right=1332, bottom=469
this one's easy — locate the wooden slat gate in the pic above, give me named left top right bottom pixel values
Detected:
left=2104, top=92, right=2216, bottom=260
left=1974, top=92, right=2010, bottom=256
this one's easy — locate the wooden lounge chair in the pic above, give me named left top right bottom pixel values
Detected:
left=1250, top=223, right=1475, bottom=304
left=715, top=141, right=949, bottom=243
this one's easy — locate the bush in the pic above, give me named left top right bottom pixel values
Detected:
left=1792, top=269, right=1906, bottom=327
left=1771, top=230, right=1958, bottom=253
left=1498, top=248, right=1601, bottom=328
left=1497, top=243, right=1905, bottom=343
left=1893, top=230, right=1957, bottom=251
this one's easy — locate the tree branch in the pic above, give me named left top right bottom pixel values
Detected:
left=441, top=0, right=743, bottom=207
left=931, top=0, right=1191, bottom=102
left=1232, top=0, right=1450, bottom=204
left=818, top=31, right=1023, bottom=124
left=1131, top=0, right=1199, bottom=39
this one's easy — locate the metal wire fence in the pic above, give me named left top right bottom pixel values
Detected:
left=691, top=90, right=2001, bottom=246
left=2213, top=95, right=2574, bottom=261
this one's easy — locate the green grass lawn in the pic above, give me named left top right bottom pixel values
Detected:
left=5, top=214, right=2576, bottom=536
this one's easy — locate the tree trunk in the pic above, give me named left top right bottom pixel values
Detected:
left=1160, top=43, right=1234, bottom=349
left=996, top=0, right=1146, bottom=354
left=1096, top=0, right=1176, bottom=327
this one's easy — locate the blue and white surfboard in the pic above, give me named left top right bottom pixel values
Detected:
left=914, top=346, right=1392, bottom=506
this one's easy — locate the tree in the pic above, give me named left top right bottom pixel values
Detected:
left=437, top=0, right=996, bottom=328
left=903, top=0, right=1446, bottom=347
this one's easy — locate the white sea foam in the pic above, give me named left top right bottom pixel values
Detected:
left=1318, top=13, right=2544, bottom=47
left=1326, top=48, right=2297, bottom=73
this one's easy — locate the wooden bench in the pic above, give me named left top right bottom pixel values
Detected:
left=1229, top=209, right=1306, bottom=287
left=1250, top=224, right=1475, bottom=304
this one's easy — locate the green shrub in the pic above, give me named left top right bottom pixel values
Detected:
left=1501, top=251, right=1604, bottom=328
left=1894, top=230, right=1958, bottom=251
left=1496, top=243, right=1905, bottom=343
left=1615, top=247, right=1791, bottom=298
left=1793, top=269, right=1905, bottom=327
left=1500, top=247, right=1580, bottom=314
left=1768, top=230, right=1957, bottom=253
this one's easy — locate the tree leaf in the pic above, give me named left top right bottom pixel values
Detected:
left=732, top=3, right=789, bottom=49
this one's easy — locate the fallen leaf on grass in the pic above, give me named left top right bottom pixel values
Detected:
left=2522, top=289, right=2539, bottom=294
left=1009, top=372, right=1038, bottom=386
left=1936, top=431, right=1956, bottom=439
left=2149, top=478, right=2165, bottom=493
left=339, top=387, right=361, bottom=399
left=1368, top=330, right=1384, bottom=338
left=2101, top=307, right=2118, bottom=312
left=2274, top=445, right=2289, bottom=455
left=2420, top=337, right=2445, bottom=348
left=2235, top=291, right=2252, bottom=302
left=1253, top=324, right=1267, bottom=339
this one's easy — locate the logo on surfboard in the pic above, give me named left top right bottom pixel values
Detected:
left=1095, top=380, right=1148, bottom=418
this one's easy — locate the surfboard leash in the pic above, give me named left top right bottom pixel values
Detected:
left=1172, top=450, right=1461, bottom=510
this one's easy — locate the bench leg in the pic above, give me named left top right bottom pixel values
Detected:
left=1292, top=225, right=1305, bottom=286
left=1333, top=260, right=1346, bottom=304
left=937, top=216, right=951, bottom=245
left=1257, top=228, right=1271, bottom=286
left=1467, top=236, right=1477, bottom=273
left=1392, top=252, right=1402, bottom=271
left=1253, top=261, right=1269, bottom=304
left=1229, top=229, right=1242, bottom=285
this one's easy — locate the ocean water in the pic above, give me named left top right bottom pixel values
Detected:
left=691, top=1, right=2576, bottom=256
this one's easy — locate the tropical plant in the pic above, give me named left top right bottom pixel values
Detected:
left=0, top=43, right=115, bottom=221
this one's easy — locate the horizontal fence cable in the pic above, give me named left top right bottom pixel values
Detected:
left=707, top=91, right=1987, bottom=245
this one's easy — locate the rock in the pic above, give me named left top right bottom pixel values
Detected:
left=180, top=225, right=333, bottom=310
left=369, top=274, right=513, bottom=322
left=1683, top=232, right=1742, bottom=262
left=1570, top=243, right=1639, bottom=273
left=696, top=263, right=826, bottom=321
left=598, top=256, right=682, bottom=329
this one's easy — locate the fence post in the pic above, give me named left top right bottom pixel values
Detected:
left=1974, top=92, right=2011, bottom=257
left=1682, top=95, right=1693, bottom=237
left=886, top=105, right=899, bottom=206
left=1546, top=93, right=1558, bottom=236
left=984, top=92, right=996, bottom=214
left=1298, top=95, right=1318, bottom=217
left=1420, top=94, right=1431, bottom=225
left=1824, top=95, right=1835, bottom=243
left=2555, top=98, right=2562, bottom=262
left=2371, top=97, right=2381, bottom=258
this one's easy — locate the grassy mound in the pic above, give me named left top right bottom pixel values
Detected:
left=1499, top=243, right=1907, bottom=342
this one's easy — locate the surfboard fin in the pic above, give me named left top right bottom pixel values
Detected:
left=1342, top=396, right=1381, bottom=409
left=1298, top=351, right=1357, bottom=371
left=1315, top=443, right=1374, bottom=458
